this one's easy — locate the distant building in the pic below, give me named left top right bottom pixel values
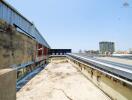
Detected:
left=114, top=50, right=129, bottom=54
left=129, top=48, right=132, bottom=54
left=99, top=41, right=115, bottom=55
left=79, top=49, right=83, bottom=53
left=84, top=50, right=99, bottom=55
left=49, top=49, right=72, bottom=55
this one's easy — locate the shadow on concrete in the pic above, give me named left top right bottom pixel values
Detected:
left=16, top=65, right=47, bottom=91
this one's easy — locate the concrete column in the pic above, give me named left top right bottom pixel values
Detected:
left=0, top=69, right=16, bottom=100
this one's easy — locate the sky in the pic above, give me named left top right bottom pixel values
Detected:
left=6, top=0, right=132, bottom=52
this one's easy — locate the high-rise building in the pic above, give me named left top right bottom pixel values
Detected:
left=99, top=41, right=115, bottom=54
left=129, top=48, right=132, bottom=54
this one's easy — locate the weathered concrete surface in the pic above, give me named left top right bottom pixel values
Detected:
left=69, top=58, right=132, bottom=100
left=17, top=61, right=110, bottom=100
left=0, top=20, right=36, bottom=69
left=0, top=69, right=16, bottom=100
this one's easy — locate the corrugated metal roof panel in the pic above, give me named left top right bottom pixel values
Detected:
left=0, top=0, right=50, bottom=48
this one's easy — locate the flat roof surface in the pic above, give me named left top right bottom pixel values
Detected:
left=17, top=62, right=110, bottom=100
left=96, top=57, right=132, bottom=65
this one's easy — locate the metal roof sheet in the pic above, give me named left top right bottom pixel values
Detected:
left=68, top=53, right=132, bottom=81
left=0, top=0, right=50, bottom=48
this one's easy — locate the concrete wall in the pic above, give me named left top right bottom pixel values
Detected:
left=68, top=58, right=132, bottom=100
left=0, top=69, right=16, bottom=100
left=0, top=20, right=36, bottom=69
left=0, top=19, right=36, bottom=100
left=49, top=56, right=68, bottom=63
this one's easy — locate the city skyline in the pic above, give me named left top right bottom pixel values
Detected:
left=6, top=0, right=132, bottom=52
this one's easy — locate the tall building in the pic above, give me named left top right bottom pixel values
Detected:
left=129, top=48, right=132, bottom=54
left=99, top=41, right=115, bottom=54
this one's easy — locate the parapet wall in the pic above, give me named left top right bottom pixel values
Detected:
left=68, top=57, right=132, bottom=100
left=0, top=19, right=35, bottom=100
left=0, top=69, right=16, bottom=100
left=0, top=19, right=36, bottom=69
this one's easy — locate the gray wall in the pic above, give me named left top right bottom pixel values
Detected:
left=0, top=69, right=16, bottom=100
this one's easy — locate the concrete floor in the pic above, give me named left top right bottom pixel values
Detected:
left=17, top=62, right=111, bottom=100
